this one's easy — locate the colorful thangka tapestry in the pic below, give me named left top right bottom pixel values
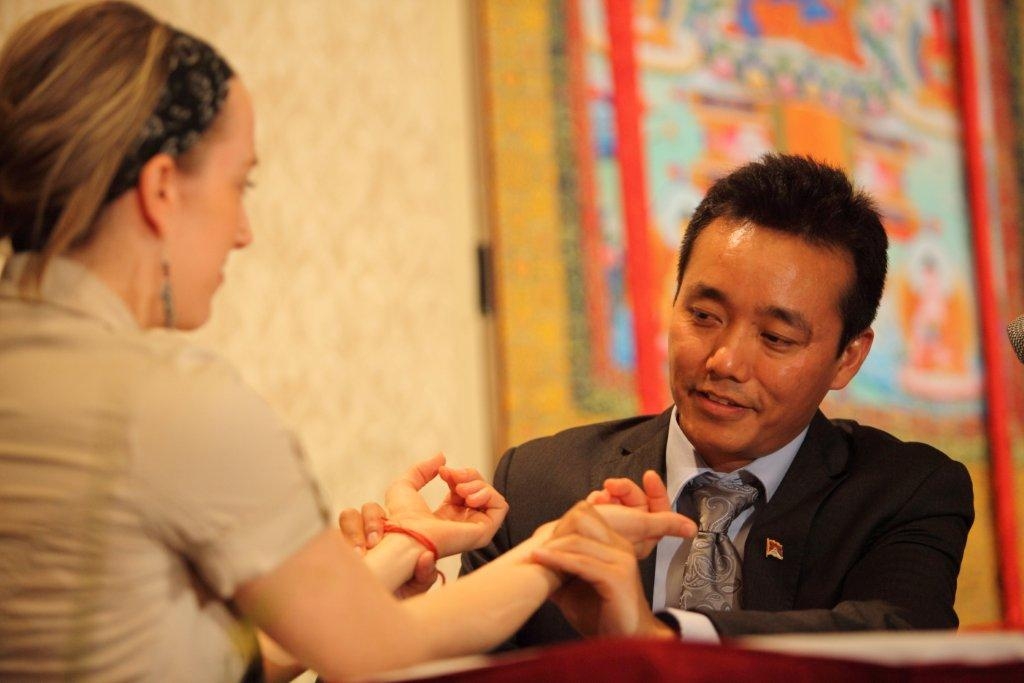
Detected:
left=478, top=0, right=1020, bottom=624
left=576, top=0, right=982, bottom=458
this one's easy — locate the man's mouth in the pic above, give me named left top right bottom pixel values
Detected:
left=695, top=389, right=749, bottom=410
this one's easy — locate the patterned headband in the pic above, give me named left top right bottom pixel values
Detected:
left=105, top=28, right=234, bottom=201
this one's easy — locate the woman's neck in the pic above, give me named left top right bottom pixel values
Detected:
left=66, top=206, right=164, bottom=329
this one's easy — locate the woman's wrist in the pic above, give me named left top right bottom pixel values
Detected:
left=381, top=522, right=439, bottom=560
left=363, top=531, right=427, bottom=592
left=499, top=522, right=556, bottom=564
left=380, top=520, right=446, bottom=585
left=380, top=517, right=449, bottom=555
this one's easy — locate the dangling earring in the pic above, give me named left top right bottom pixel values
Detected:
left=160, top=254, right=176, bottom=329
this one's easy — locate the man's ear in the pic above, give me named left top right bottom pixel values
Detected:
left=135, top=153, right=179, bottom=239
left=830, top=328, right=874, bottom=391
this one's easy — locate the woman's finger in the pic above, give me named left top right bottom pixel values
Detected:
left=440, top=466, right=485, bottom=485
left=399, top=452, right=446, bottom=491
left=453, top=479, right=486, bottom=499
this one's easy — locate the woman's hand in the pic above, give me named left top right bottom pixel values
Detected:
left=342, top=453, right=508, bottom=559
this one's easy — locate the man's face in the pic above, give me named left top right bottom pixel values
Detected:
left=669, top=219, right=873, bottom=470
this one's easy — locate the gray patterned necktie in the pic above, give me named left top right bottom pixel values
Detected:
left=679, top=473, right=759, bottom=611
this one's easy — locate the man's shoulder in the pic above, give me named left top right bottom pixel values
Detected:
left=827, top=416, right=966, bottom=477
left=508, top=410, right=670, bottom=460
left=492, top=410, right=671, bottom=496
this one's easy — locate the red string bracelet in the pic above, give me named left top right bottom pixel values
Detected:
left=381, top=521, right=446, bottom=586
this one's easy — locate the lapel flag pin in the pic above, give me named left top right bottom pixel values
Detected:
left=765, top=538, right=784, bottom=560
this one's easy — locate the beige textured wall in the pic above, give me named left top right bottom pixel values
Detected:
left=0, top=0, right=493, bottom=515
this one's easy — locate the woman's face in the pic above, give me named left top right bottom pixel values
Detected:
left=166, top=78, right=256, bottom=330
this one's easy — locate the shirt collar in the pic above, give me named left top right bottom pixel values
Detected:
left=0, top=253, right=141, bottom=332
left=665, top=405, right=807, bottom=506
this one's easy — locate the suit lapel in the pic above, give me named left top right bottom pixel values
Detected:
left=742, top=411, right=849, bottom=611
left=589, top=408, right=672, bottom=490
left=591, top=408, right=673, bottom=604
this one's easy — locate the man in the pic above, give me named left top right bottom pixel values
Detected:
left=462, top=153, right=974, bottom=644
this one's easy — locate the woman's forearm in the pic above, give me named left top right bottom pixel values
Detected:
left=257, top=630, right=306, bottom=683
left=238, top=525, right=559, bottom=681
left=242, top=503, right=689, bottom=679
left=401, top=525, right=561, bottom=659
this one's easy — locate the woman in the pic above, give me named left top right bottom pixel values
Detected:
left=0, top=2, right=692, bottom=681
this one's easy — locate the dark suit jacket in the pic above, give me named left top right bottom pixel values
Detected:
left=462, top=408, right=974, bottom=644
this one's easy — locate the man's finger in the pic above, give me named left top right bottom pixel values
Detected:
left=532, top=543, right=635, bottom=596
left=594, top=506, right=697, bottom=543
left=553, top=501, right=613, bottom=542
left=641, top=470, right=671, bottom=512
left=640, top=511, right=697, bottom=540
left=361, top=502, right=387, bottom=548
left=412, top=551, right=438, bottom=586
left=337, top=508, right=367, bottom=554
left=538, top=533, right=633, bottom=565
left=602, top=478, right=648, bottom=508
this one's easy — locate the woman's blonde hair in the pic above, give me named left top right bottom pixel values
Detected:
left=0, top=1, right=172, bottom=286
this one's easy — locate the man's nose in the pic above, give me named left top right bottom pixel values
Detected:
left=705, top=327, right=753, bottom=383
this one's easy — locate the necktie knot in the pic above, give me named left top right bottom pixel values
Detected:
left=676, top=472, right=761, bottom=611
left=689, top=473, right=759, bottom=534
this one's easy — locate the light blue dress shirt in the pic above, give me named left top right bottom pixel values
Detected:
left=653, top=406, right=808, bottom=641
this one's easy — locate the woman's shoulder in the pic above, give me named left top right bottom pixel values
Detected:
left=128, top=333, right=305, bottom=500
left=137, top=331, right=244, bottom=387
left=130, top=332, right=273, bottom=426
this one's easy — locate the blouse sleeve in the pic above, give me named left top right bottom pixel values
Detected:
left=129, top=347, right=331, bottom=599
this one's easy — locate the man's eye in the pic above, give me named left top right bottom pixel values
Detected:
left=762, top=333, right=795, bottom=348
left=690, top=308, right=716, bottom=324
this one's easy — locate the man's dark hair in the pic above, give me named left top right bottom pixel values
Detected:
left=676, top=153, right=888, bottom=354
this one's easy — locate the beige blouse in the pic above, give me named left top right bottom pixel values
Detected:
left=0, top=254, right=329, bottom=682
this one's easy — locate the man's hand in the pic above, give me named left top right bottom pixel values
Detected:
left=345, top=453, right=508, bottom=558
left=579, top=471, right=694, bottom=558
left=337, top=504, right=386, bottom=555
left=532, top=502, right=677, bottom=638
left=587, top=470, right=672, bottom=511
